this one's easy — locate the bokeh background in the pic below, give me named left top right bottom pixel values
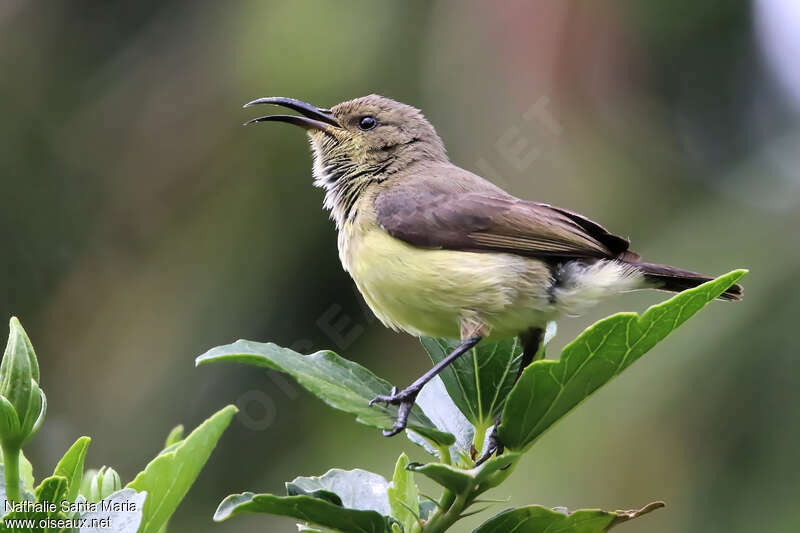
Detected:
left=2, top=1, right=798, bottom=531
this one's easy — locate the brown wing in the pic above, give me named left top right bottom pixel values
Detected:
left=375, top=186, right=632, bottom=260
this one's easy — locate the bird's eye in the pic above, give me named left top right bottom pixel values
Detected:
left=358, top=116, right=377, bottom=130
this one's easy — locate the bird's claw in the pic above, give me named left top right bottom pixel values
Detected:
left=475, top=417, right=505, bottom=467
left=368, top=386, right=419, bottom=437
left=369, top=386, right=417, bottom=406
left=475, top=442, right=502, bottom=467
left=368, top=386, right=400, bottom=407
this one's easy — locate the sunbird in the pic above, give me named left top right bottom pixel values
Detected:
left=243, top=95, right=742, bottom=456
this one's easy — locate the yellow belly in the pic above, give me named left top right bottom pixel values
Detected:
left=342, top=226, right=554, bottom=339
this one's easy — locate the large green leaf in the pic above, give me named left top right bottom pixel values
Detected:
left=127, top=405, right=237, bottom=533
left=196, top=341, right=454, bottom=447
left=472, top=502, right=664, bottom=532
left=213, top=492, right=391, bottom=533
left=215, top=468, right=396, bottom=532
left=53, top=436, right=91, bottom=502
left=500, top=270, right=746, bottom=451
left=287, top=469, right=391, bottom=516
left=388, top=454, right=419, bottom=533
left=421, top=337, right=523, bottom=430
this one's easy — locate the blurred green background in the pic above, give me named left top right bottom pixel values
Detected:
left=1, top=1, right=798, bottom=531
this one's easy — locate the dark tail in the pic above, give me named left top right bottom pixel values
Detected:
left=632, top=262, right=743, bottom=301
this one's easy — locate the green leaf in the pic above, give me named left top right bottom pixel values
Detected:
left=196, top=341, right=454, bottom=447
left=472, top=502, right=664, bottom=532
left=388, top=454, right=419, bottom=533
left=472, top=452, right=521, bottom=492
left=127, top=404, right=237, bottom=533
left=287, top=469, right=391, bottom=516
left=213, top=492, right=391, bottom=533
left=53, top=435, right=91, bottom=502
left=77, top=488, right=147, bottom=533
left=406, top=462, right=471, bottom=494
left=407, top=452, right=520, bottom=496
left=1, top=319, right=37, bottom=405
left=18, top=452, right=33, bottom=495
left=163, top=425, right=184, bottom=449
left=287, top=484, right=343, bottom=506
left=407, top=376, right=476, bottom=460
left=0, top=317, right=45, bottom=449
left=500, top=270, right=746, bottom=451
left=215, top=468, right=395, bottom=531
left=421, top=337, right=523, bottom=430
left=0, top=397, right=21, bottom=446
left=18, top=383, right=45, bottom=448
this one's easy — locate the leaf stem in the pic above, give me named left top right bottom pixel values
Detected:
left=2, top=444, right=21, bottom=502
left=424, top=491, right=469, bottom=533
left=471, top=422, right=490, bottom=464
left=438, top=489, right=455, bottom=514
left=437, top=444, right=452, bottom=466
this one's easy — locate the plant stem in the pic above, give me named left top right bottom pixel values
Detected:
left=2, top=445, right=21, bottom=502
left=423, top=452, right=523, bottom=531
left=424, top=491, right=470, bottom=533
left=437, top=444, right=452, bottom=466
left=438, top=488, right=455, bottom=513
left=471, top=422, right=490, bottom=464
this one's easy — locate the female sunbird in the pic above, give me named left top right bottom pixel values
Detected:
left=243, top=95, right=742, bottom=446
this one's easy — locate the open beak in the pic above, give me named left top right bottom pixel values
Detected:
left=243, top=97, right=340, bottom=133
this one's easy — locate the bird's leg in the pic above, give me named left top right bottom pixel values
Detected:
left=476, top=327, right=544, bottom=466
left=369, top=336, right=482, bottom=437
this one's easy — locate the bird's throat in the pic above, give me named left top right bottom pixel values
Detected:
left=309, top=135, right=380, bottom=229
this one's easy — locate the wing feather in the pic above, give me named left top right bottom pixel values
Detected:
left=375, top=185, right=631, bottom=260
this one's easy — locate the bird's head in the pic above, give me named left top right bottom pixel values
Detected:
left=244, top=95, right=447, bottom=223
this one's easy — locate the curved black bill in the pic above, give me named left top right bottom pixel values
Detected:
left=243, top=97, right=339, bottom=132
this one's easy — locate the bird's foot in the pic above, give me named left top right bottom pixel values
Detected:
left=475, top=416, right=505, bottom=467
left=369, top=386, right=420, bottom=437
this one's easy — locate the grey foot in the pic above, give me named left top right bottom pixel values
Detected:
left=369, top=386, right=420, bottom=437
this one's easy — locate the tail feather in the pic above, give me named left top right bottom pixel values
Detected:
left=632, top=262, right=743, bottom=301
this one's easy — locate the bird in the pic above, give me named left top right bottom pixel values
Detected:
left=242, top=94, right=742, bottom=454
